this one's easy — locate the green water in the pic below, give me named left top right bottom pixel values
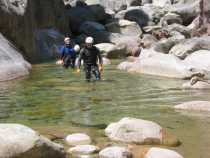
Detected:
left=0, top=61, right=210, bottom=158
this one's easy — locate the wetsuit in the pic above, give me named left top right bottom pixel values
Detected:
left=60, top=45, right=76, bottom=69
left=77, top=46, right=103, bottom=81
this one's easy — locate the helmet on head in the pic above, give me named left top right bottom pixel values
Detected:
left=85, top=37, right=94, bottom=44
left=74, top=44, right=80, bottom=52
left=64, top=37, right=70, bottom=44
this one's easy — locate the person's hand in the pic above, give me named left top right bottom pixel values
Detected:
left=99, top=65, right=103, bottom=72
left=56, top=60, right=64, bottom=65
left=76, top=68, right=81, bottom=73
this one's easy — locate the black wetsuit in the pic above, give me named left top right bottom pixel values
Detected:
left=78, top=46, right=103, bottom=81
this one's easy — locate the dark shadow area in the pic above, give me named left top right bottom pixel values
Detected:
left=124, top=9, right=150, bottom=28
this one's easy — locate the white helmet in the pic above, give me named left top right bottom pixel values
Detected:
left=74, top=44, right=80, bottom=52
left=85, top=37, right=94, bottom=44
left=64, top=37, right=70, bottom=43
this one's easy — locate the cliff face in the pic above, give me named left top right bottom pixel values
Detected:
left=0, top=0, right=69, bottom=62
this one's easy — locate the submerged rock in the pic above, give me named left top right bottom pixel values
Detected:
left=0, top=33, right=31, bottom=81
left=99, top=146, right=132, bottom=158
left=65, top=133, right=92, bottom=146
left=144, top=147, right=183, bottom=158
left=175, top=101, right=210, bottom=112
left=0, top=124, right=66, bottom=158
left=68, top=145, right=100, bottom=155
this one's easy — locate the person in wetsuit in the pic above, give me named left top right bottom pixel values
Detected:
left=77, top=37, right=103, bottom=81
left=60, top=37, right=77, bottom=69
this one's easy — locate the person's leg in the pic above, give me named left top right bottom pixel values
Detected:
left=92, top=66, right=101, bottom=80
left=70, top=57, right=76, bottom=69
left=85, top=65, right=91, bottom=82
left=63, top=55, right=71, bottom=69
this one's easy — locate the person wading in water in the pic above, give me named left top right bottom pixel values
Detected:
left=58, top=37, right=80, bottom=69
left=76, top=37, right=103, bottom=81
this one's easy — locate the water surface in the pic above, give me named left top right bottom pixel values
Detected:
left=0, top=61, right=210, bottom=158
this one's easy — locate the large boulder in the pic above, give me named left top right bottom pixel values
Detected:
left=105, top=117, right=162, bottom=144
left=169, top=0, right=200, bottom=25
left=86, top=0, right=141, bottom=12
left=115, top=5, right=166, bottom=27
left=105, top=19, right=142, bottom=37
left=153, top=32, right=185, bottom=54
left=160, top=13, right=183, bottom=25
left=79, top=21, right=106, bottom=35
left=152, top=0, right=172, bottom=7
left=66, top=5, right=107, bottom=33
left=95, top=43, right=127, bottom=58
left=0, top=124, right=66, bottom=158
left=118, top=50, right=193, bottom=79
left=105, top=117, right=180, bottom=146
left=169, top=37, right=210, bottom=59
left=0, top=0, right=69, bottom=62
left=99, top=146, right=132, bottom=158
left=175, top=101, right=210, bottom=112
left=141, top=34, right=158, bottom=48
left=0, top=33, right=31, bottom=81
left=184, top=50, right=210, bottom=71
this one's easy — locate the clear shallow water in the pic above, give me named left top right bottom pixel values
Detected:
left=0, top=61, right=210, bottom=158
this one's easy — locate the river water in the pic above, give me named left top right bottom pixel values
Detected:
left=0, top=61, right=210, bottom=158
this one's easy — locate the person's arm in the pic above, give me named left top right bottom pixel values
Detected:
left=97, top=48, right=103, bottom=72
left=97, top=48, right=103, bottom=65
left=77, top=49, right=84, bottom=69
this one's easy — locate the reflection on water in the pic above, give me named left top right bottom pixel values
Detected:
left=0, top=61, right=210, bottom=158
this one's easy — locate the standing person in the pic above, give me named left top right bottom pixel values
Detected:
left=77, top=37, right=103, bottom=81
left=59, top=37, right=78, bottom=69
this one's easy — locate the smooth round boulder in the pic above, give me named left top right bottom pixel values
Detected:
left=144, top=147, right=183, bottom=158
left=99, top=146, right=132, bottom=158
left=68, top=145, right=100, bottom=155
left=65, top=133, right=91, bottom=146
left=105, top=117, right=163, bottom=144
left=0, top=124, right=66, bottom=158
left=175, top=101, right=210, bottom=112
left=105, top=19, right=142, bottom=36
